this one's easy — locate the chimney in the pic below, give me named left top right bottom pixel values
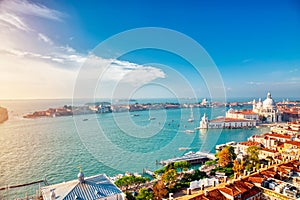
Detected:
left=201, top=184, right=204, bottom=190
left=50, top=189, right=55, bottom=200
left=234, top=173, right=238, bottom=179
left=186, top=188, right=191, bottom=195
left=243, top=170, right=247, bottom=176
left=261, top=164, right=264, bottom=169
left=253, top=167, right=256, bottom=172
left=204, top=190, right=208, bottom=197
left=213, top=180, right=216, bottom=187
left=274, top=166, right=278, bottom=173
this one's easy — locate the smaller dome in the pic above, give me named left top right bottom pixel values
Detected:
left=263, top=92, right=275, bottom=109
left=78, top=171, right=84, bottom=183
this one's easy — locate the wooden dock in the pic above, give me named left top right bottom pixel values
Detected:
left=0, top=179, right=48, bottom=191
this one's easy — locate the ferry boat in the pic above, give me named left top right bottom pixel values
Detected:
left=185, top=130, right=195, bottom=133
left=178, top=147, right=191, bottom=151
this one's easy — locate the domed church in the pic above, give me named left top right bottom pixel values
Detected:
left=253, top=92, right=282, bottom=123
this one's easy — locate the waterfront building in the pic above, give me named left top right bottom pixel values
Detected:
left=252, top=92, right=282, bottom=123
left=41, top=171, right=124, bottom=200
left=204, top=117, right=256, bottom=129
left=199, top=108, right=258, bottom=129
left=226, top=108, right=259, bottom=121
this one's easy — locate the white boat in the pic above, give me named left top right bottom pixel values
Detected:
left=185, top=129, right=195, bottom=133
left=178, top=147, right=191, bottom=151
left=188, top=107, right=194, bottom=122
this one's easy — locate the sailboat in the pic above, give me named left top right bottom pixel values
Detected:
left=188, top=107, right=194, bottom=122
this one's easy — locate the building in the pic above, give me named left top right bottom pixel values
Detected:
left=176, top=160, right=300, bottom=200
left=41, top=171, right=124, bottom=200
left=226, top=109, right=259, bottom=121
left=204, top=117, right=256, bottom=129
left=252, top=92, right=282, bottom=123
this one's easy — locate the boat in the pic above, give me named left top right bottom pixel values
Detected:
left=149, top=117, right=156, bottom=120
left=133, top=114, right=140, bottom=116
left=178, top=147, right=191, bottom=151
left=83, top=119, right=88, bottom=121
left=185, top=129, right=195, bottom=133
left=188, top=107, right=194, bottom=122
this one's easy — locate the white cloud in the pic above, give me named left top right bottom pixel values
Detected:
left=247, top=81, right=264, bottom=85
left=0, top=0, right=166, bottom=99
left=0, top=0, right=63, bottom=21
left=0, top=13, right=30, bottom=31
left=38, top=33, right=53, bottom=45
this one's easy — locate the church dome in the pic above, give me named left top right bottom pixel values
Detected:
left=263, top=92, right=275, bottom=109
left=78, top=171, right=84, bottom=183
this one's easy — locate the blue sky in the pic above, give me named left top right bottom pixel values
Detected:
left=0, top=0, right=299, bottom=99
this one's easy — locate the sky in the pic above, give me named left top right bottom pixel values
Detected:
left=0, top=0, right=299, bottom=100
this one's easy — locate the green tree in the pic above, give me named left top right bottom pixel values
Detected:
left=246, top=145, right=261, bottom=171
left=162, top=169, right=177, bottom=189
left=125, top=191, right=135, bottom=200
left=225, top=146, right=237, bottom=161
left=247, top=145, right=260, bottom=163
left=233, top=160, right=245, bottom=176
left=136, top=188, right=153, bottom=200
left=115, top=176, right=149, bottom=191
left=174, top=161, right=191, bottom=172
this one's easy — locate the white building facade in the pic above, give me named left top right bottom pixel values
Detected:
left=253, top=92, right=282, bottom=123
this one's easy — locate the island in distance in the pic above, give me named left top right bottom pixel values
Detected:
left=22, top=100, right=253, bottom=119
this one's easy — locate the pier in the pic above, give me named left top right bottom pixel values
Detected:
left=0, top=179, right=48, bottom=191
left=160, top=151, right=216, bottom=166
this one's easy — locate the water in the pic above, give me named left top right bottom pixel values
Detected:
left=0, top=99, right=268, bottom=198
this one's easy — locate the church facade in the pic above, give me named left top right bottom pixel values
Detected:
left=252, top=92, right=282, bottom=123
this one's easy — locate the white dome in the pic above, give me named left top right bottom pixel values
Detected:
left=263, top=92, right=275, bottom=109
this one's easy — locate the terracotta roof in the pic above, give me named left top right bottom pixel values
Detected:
left=241, top=186, right=261, bottom=199
left=238, top=141, right=261, bottom=146
left=285, top=140, right=300, bottom=148
left=189, top=189, right=228, bottom=200
left=231, top=110, right=257, bottom=115
left=247, top=176, right=265, bottom=184
left=261, top=148, right=277, bottom=153
left=264, top=133, right=291, bottom=139
left=219, top=180, right=253, bottom=197
left=209, top=117, right=255, bottom=123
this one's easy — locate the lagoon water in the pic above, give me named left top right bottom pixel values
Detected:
left=0, top=99, right=268, bottom=198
